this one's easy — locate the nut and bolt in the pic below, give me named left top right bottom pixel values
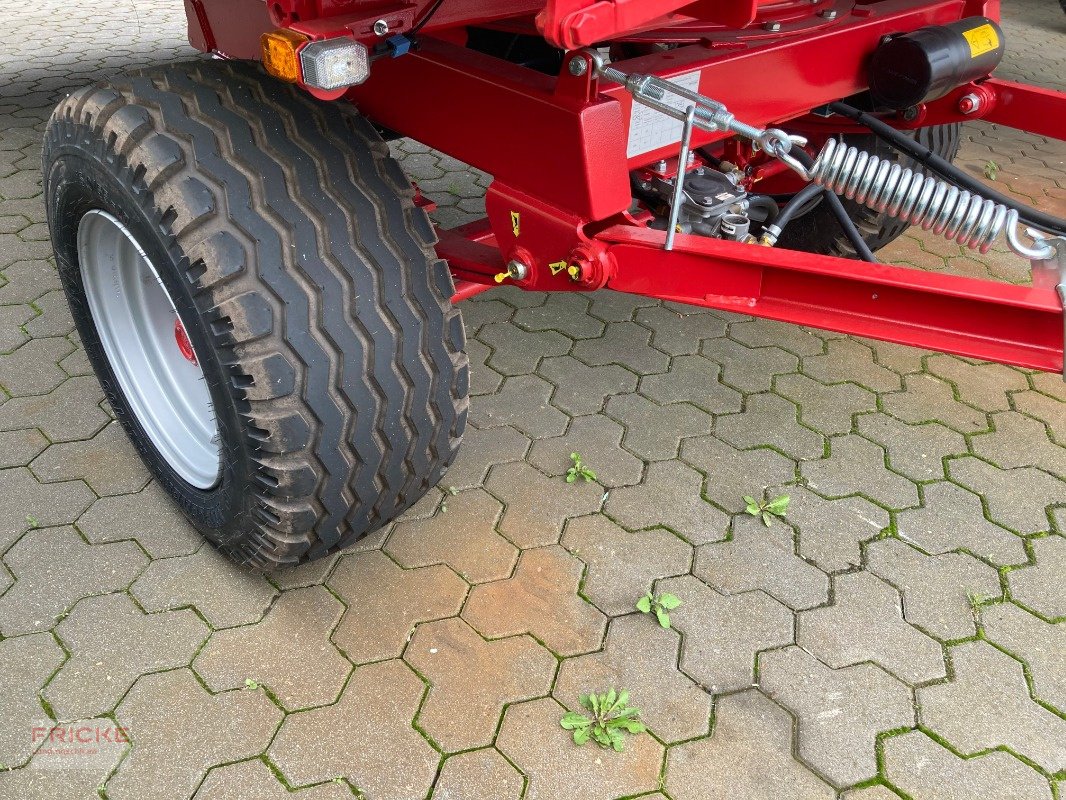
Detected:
left=762, top=21, right=782, bottom=32
left=568, top=57, right=588, bottom=77
left=373, top=19, right=389, bottom=36
left=958, top=92, right=982, bottom=115
left=901, top=106, right=920, bottom=122
left=507, top=259, right=529, bottom=280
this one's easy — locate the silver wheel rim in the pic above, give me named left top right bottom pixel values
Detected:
left=78, top=210, right=221, bottom=489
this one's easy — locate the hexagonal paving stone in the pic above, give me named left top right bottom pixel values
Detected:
left=866, top=538, right=1001, bottom=640
left=441, top=424, right=530, bottom=490
left=328, top=551, right=468, bottom=664
left=561, top=514, right=692, bottom=615
left=881, top=373, right=988, bottom=433
left=385, top=488, right=518, bottom=584
left=801, top=435, right=919, bottom=509
left=917, top=640, right=1066, bottom=773
left=29, top=421, right=149, bottom=496
left=972, top=411, right=1066, bottom=478
left=0, top=466, right=95, bottom=550
left=693, top=514, right=829, bottom=611
left=983, top=602, right=1066, bottom=712
left=637, top=355, right=742, bottom=415
left=194, top=586, right=350, bottom=711
left=730, top=317, right=826, bottom=357
left=194, top=759, right=351, bottom=799
left=883, top=729, right=1054, bottom=800
left=0, top=375, right=110, bottom=442
left=925, top=355, right=1027, bottom=412
left=573, top=320, right=671, bottom=375
left=537, top=355, right=638, bottom=417
left=406, top=617, right=556, bottom=752
left=895, top=481, right=1028, bottom=566
left=605, top=460, right=730, bottom=544
left=856, top=414, right=967, bottom=482
left=130, top=545, right=278, bottom=628
left=1014, top=389, right=1066, bottom=443
left=0, top=714, right=127, bottom=799
left=0, top=336, right=73, bottom=397
left=463, top=545, right=606, bottom=656
left=948, top=457, right=1061, bottom=535
left=634, top=304, right=728, bottom=355
left=554, top=614, right=712, bottom=743
left=486, top=461, right=604, bottom=549
left=0, top=526, right=147, bottom=636
left=0, top=632, right=64, bottom=768
left=76, top=481, right=203, bottom=558
left=783, top=485, right=889, bottom=572
left=432, top=749, right=524, bottom=800
left=469, top=374, right=568, bottom=438
left=760, top=646, right=914, bottom=788
left=110, top=668, right=282, bottom=800
left=657, top=574, right=793, bottom=692
left=700, top=337, right=798, bottom=393
left=526, top=414, right=644, bottom=488
left=716, top=393, right=824, bottom=461
left=46, top=593, right=209, bottom=721
left=605, top=392, right=714, bottom=462
left=664, top=690, right=835, bottom=800
left=513, top=293, right=603, bottom=340
left=680, top=435, right=796, bottom=515
left=0, top=427, right=48, bottom=469
left=476, top=322, right=572, bottom=377
left=773, top=373, right=876, bottom=437
left=1007, top=536, right=1066, bottom=619
left=797, top=571, right=945, bottom=684
left=269, top=659, right=439, bottom=798
left=497, top=697, right=664, bottom=800
left=801, top=338, right=901, bottom=393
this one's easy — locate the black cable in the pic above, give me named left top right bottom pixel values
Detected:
left=827, top=101, right=1066, bottom=237
left=409, top=0, right=446, bottom=34
left=746, top=194, right=780, bottom=225
left=773, top=183, right=824, bottom=231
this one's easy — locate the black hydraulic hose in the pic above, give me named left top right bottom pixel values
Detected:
left=774, top=183, right=824, bottom=231
left=747, top=194, right=780, bottom=225
left=822, top=191, right=878, bottom=262
left=827, top=101, right=1066, bottom=237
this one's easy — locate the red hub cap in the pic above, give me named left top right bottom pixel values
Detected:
left=174, top=318, right=197, bottom=365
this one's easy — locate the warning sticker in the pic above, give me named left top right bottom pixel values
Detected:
left=510, top=211, right=521, bottom=237
left=626, top=71, right=702, bottom=158
left=962, top=23, right=999, bottom=58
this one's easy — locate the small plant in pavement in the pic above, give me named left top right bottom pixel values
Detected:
left=566, top=452, right=597, bottom=484
left=636, top=590, right=682, bottom=629
left=244, top=678, right=260, bottom=690
left=745, top=493, right=790, bottom=527
left=439, top=485, right=458, bottom=513
left=560, top=689, right=645, bottom=751
left=983, top=159, right=999, bottom=180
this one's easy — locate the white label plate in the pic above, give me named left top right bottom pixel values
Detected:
left=626, top=71, right=702, bottom=158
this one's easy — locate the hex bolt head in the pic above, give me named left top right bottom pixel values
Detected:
left=958, top=93, right=982, bottom=115
left=763, top=21, right=782, bottom=31
left=568, top=57, right=588, bottom=77
left=373, top=19, right=389, bottom=36
left=819, top=9, right=838, bottom=19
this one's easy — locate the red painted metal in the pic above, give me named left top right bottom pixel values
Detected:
left=186, top=0, right=1064, bottom=376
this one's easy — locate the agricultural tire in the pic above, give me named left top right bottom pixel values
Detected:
left=777, top=123, right=961, bottom=256
left=43, top=60, right=468, bottom=569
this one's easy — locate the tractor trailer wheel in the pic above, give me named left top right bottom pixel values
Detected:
left=778, top=124, right=962, bottom=257
left=43, top=61, right=468, bottom=569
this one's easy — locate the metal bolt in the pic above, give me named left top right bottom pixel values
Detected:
left=902, top=106, right=920, bottom=122
left=762, top=21, right=782, bottom=32
left=568, top=57, right=588, bottom=77
left=507, top=259, right=529, bottom=281
left=654, top=160, right=668, bottom=172
left=819, top=9, right=838, bottom=19
left=958, top=92, right=982, bottom=115
left=373, top=19, right=389, bottom=36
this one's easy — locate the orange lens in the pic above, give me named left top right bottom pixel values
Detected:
left=261, top=29, right=308, bottom=83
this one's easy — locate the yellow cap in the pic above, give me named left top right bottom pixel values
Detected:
left=261, top=29, right=309, bottom=83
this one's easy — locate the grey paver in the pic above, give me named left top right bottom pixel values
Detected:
left=801, top=435, right=920, bottom=509
left=917, top=640, right=1066, bottom=772
left=0, top=632, right=65, bottom=768
left=884, top=729, right=1054, bottom=800
left=433, top=749, right=525, bottom=800
left=194, top=586, right=350, bottom=710
left=0, top=467, right=95, bottom=550
left=983, top=602, right=1066, bottom=712
left=487, top=461, right=604, bottom=548
left=693, top=514, right=829, bottom=611
left=761, top=646, right=914, bottom=788
left=797, top=571, right=945, bottom=684
left=1006, top=535, right=1066, bottom=619
left=0, top=526, right=147, bottom=636
left=664, top=690, right=835, bottom=800
left=562, top=513, right=691, bottom=615
left=554, top=614, right=712, bottom=743
left=46, top=593, right=208, bottom=721
left=948, top=456, right=1061, bottom=534
left=194, top=759, right=351, bottom=799
left=682, top=434, right=797, bottom=513
left=497, top=697, right=664, bottom=800
left=527, top=414, right=645, bottom=488
left=784, top=485, right=889, bottom=572
left=269, top=659, right=439, bottom=798
left=76, top=481, right=203, bottom=558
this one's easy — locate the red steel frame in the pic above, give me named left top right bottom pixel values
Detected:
left=190, top=0, right=1065, bottom=374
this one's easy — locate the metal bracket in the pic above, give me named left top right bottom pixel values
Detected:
left=1031, top=235, right=1066, bottom=380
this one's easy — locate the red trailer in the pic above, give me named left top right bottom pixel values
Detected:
left=43, top=0, right=1066, bottom=567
